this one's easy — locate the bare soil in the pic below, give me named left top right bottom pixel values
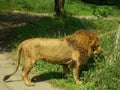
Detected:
left=0, top=52, right=63, bottom=90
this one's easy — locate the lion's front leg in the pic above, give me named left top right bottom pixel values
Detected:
left=72, top=64, right=82, bottom=85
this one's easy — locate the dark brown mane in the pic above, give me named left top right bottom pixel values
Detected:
left=65, top=30, right=98, bottom=51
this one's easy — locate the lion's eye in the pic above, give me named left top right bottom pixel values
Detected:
left=93, top=46, right=98, bottom=51
left=92, top=47, right=96, bottom=51
left=96, top=45, right=100, bottom=47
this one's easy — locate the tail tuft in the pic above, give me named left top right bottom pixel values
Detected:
left=3, top=75, right=11, bottom=81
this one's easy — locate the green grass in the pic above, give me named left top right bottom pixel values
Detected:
left=5, top=14, right=118, bottom=90
left=32, top=29, right=120, bottom=90
left=8, top=15, right=118, bottom=47
left=31, top=31, right=120, bottom=90
left=0, top=1, right=120, bottom=89
left=65, top=1, right=93, bottom=15
left=0, top=0, right=54, bottom=13
left=0, top=0, right=120, bottom=17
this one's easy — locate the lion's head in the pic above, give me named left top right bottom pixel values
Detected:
left=65, top=30, right=103, bottom=57
left=90, top=37, right=103, bottom=56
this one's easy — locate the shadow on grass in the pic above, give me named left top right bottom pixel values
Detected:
left=81, top=53, right=105, bottom=71
left=0, top=12, right=97, bottom=52
left=31, top=72, right=63, bottom=83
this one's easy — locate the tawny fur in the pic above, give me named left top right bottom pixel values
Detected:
left=3, top=30, right=102, bottom=86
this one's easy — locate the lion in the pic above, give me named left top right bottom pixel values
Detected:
left=3, top=30, right=103, bottom=86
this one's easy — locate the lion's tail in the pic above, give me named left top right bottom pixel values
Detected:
left=3, top=43, right=22, bottom=81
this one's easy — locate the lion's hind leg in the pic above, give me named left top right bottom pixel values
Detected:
left=21, top=58, right=36, bottom=86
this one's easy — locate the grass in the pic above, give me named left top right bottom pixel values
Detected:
left=32, top=28, right=120, bottom=90
left=4, top=13, right=118, bottom=90
left=0, top=0, right=54, bottom=13
left=0, top=0, right=120, bottom=17
left=31, top=31, right=120, bottom=90
left=8, top=15, right=118, bottom=47
left=0, top=0, right=120, bottom=89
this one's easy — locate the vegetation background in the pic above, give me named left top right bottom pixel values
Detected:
left=0, top=0, right=120, bottom=90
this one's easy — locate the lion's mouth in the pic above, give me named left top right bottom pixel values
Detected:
left=94, top=50, right=103, bottom=55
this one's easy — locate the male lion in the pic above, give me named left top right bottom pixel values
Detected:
left=3, top=30, right=103, bottom=86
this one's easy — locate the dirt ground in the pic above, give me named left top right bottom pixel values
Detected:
left=0, top=12, right=63, bottom=90
left=0, top=52, right=63, bottom=90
